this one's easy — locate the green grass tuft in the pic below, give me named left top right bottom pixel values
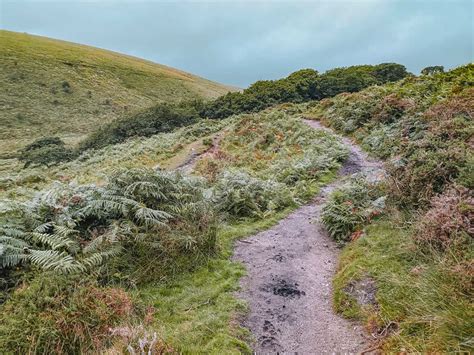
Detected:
left=334, top=220, right=474, bottom=352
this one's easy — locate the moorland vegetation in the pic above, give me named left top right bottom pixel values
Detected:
left=313, top=64, right=473, bottom=352
left=0, top=31, right=472, bottom=353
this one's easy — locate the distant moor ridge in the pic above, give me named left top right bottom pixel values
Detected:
left=0, top=30, right=236, bottom=153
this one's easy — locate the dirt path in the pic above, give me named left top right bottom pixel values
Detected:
left=232, top=119, right=383, bottom=354
left=176, top=132, right=223, bottom=174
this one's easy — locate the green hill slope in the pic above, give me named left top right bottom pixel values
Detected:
left=0, top=30, right=236, bottom=153
left=0, top=59, right=472, bottom=353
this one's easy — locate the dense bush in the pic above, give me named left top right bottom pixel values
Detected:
left=385, top=90, right=473, bottom=208
left=78, top=100, right=203, bottom=151
left=18, top=136, right=74, bottom=167
left=0, top=168, right=218, bottom=280
left=421, top=66, right=444, bottom=75
left=322, top=177, right=385, bottom=244
left=414, top=185, right=473, bottom=252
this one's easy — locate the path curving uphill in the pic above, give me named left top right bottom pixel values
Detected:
left=232, top=119, right=383, bottom=354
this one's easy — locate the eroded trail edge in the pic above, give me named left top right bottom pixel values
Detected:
left=232, top=119, right=383, bottom=354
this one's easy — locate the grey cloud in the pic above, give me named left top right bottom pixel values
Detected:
left=1, top=0, right=472, bottom=87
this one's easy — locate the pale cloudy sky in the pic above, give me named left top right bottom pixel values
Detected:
left=1, top=0, right=472, bottom=87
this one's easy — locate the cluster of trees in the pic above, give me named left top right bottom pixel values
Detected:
left=20, top=63, right=409, bottom=167
left=201, top=63, right=410, bottom=118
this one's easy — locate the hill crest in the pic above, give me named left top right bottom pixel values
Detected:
left=0, top=30, right=236, bottom=152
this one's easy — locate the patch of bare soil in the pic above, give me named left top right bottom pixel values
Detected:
left=232, top=119, right=384, bottom=353
left=176, top=133, right=223, bottom=174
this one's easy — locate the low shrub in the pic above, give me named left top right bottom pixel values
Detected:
left=18, top=136, right=75, bottom=168
left=272, top=149, right=345, bottom=186
left=322, top=177, right=385, bottom=244
left=98, top=169, right=218, bottom=285
left=0, top=274, right=137, bottom=354
left=213, top=170, right=295, bottom=219
left=78, top=100, right=203, bottom=152
left=0, top=168, right=218, bottom=282
left=414, top=185, right=473, bottom=253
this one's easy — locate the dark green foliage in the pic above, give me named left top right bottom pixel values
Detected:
left=286, top=68, right=321, bottom=100
left=421, top=66, right=445, bottom=75
left=48, top=83, right=205, bottom=156
left=22, top=136, right=63, bottom=151
left=18, top=136, right=74, bottom=167
left=201, top=63, right=409, bottom=119
left=212, top=170, right=295, bottom=219
left=373, top=63, right=412, bottom=83
left=78, top=100, right=203, bottom=151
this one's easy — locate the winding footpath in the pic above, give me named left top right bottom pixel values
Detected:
left=232, top=119, right=384, bottom=354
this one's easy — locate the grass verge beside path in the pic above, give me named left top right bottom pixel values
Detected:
left=136, top=176, right=335, bottom=353
left=334, top=220, right=473, bottom=352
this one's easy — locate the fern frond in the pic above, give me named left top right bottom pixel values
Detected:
left=0, top=236, right=29, bottom=248
left=81, top=246, right=121, bottom=269
left=28, top=249, right=86, bottom=274
left=134, top=207, right=171, bottom=227
left=34, top=222, right=54, bottom=233
left=30, top=231, right=78, bottom=251
left=0, top=245, right=29, bottom=267
left=0, top=226, right=27, bottom=238
left=125, top=181, right=167, bottom=200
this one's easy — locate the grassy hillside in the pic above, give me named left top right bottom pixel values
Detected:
left=0, top=30, right=235, bottom=153
left=307, top=64, right=473, bottom=352
left=0, top=56, right=471, bottom=353
left=0, top=105, right=347, bottom=353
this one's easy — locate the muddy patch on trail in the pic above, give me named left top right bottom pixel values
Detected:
left=261, top=278, right=306, bottom=299
left=270, top=253, right=285, bottom=262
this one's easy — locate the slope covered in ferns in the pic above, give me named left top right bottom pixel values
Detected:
left=0, top=60, right=472, bottom=353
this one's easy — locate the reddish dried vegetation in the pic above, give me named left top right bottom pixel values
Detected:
left=415, top=185, right=473, bottom=252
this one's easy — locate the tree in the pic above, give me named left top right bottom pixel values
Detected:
left=286, top=69, right=320, bottom=100
left=421, top=66, right=445, bottom=76
left=372, top=63, right=410, bottom=83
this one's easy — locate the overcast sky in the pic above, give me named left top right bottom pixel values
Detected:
left=1, top=0, right=472, bottom=87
